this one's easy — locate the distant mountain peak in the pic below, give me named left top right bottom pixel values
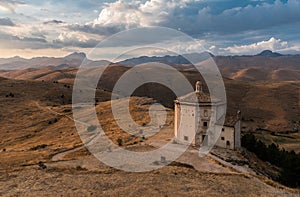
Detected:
left=256, top=50, right=283, bottom=57
left=8, top=56, right=27, bottom=61
left=64, top=52, right=86, bottom=60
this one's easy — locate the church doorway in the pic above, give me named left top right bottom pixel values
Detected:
left=202, top=135, right=208, bottom=146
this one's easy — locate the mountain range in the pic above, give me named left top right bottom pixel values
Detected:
left=0, top=50, right=299, bottom=82
left=0, top=50, right=298, bottom=70
left=0, top=52, right=90, bottom=70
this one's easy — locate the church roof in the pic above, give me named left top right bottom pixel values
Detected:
left=216, top=113, right=240, bottom=127
left=224, top=115, right=239, bottom=127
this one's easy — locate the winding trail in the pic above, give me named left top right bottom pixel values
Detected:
left=33, top=101, right=90, bottom=126
left=51, top=146, right=84, bottom=162
left=33, top=101, right=106, bottom=162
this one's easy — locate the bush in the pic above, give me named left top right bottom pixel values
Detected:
left=76, top=166, right=86, bottom=171
left=117, top=138, right=123, bottom=146
left=30, top=144, right=47, bottom=150
left=6, top=92, right=14, bottom=98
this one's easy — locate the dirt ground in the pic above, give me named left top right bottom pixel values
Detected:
left=0, top=162, right=293, bottom=197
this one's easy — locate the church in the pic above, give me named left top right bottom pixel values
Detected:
left=174, top=81, right=241, bottom=150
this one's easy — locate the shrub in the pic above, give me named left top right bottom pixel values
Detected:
left=76, top=166, right=86, bottom=171
left=117, top=138, right=123, bottom=146
left=6, top=93, right=14, bottom=98
left=30, top=144, right=47, bottom=150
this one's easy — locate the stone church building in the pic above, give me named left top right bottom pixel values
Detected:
left=174, top=81, right=241, bottom=150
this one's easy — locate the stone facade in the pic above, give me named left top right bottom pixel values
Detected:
left=174, top=81, right=241, bottom=150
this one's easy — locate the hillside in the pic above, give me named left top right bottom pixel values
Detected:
left=0, top=64, right=298, bottom=132
left=78, top=65, right=300, bottom=132
left=0, top=77, right=298, bottom=195
left=0, top=68, right=77, bottom=83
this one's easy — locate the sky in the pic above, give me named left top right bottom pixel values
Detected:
left=0, top=0, right=300, bottom=59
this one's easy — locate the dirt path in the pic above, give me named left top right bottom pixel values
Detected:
left=51, top=146, right=84, bottom=161
left=33, top=101, right=90, bottom=126
left=33, top=101, right=107, bottom=164
left=207, top=153, right=255, bottom=174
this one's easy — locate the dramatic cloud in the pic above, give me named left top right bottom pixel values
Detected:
left=68, top=0, right=188, bottom=37
left=222, top=37, right=290, bottom=54
left=0, top=18, right=15, bottom=26
left=1, top=0, right=300, bottom=57
left=89, top=0, right=300, bottom=36
left=93, top=0, right=189, bottom=28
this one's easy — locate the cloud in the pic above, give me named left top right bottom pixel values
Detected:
left=0, top=18, right=15, bottom=26
left=0, top=0, right=25, bottom=13
left=53, top=31, right=99, bottom=48
left=0, top=30, right=51, bottom=49
left=0, top=24, right=99, bottom=50
left=1, top=0, right=300, bottom=57
left=222, top=37, right=289, bottom=54
left=43, top=20, right=64, bottom=25
left=0, top=31, right=46, bottom=43
left=86, top=0, right=300, bottom=37
left=93, top=0, right=190, bottom=28
left=68, top=24, right=122, bottom=36
left=68, top=0, right=192, bottom=36
left=34, top=0, right=300, bottom=55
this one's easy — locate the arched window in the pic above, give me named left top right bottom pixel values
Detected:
left=226, top=141, right=230, bottom=146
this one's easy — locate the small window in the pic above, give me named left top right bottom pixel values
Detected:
left=222, top=128, right=225, bottom=132
left=192, top=113, right=194, bottom=117
left=203, top=122, right=208, bottom=127
left=221, top=137, right=225, bottom=140
left=204, top=110, right=208, bottom=117
left=226, top=141, right=230, bottom=146
left=184, top=136, right=189, bottom=141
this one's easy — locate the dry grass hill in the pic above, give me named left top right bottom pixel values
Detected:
left=0, top=51, right=299, bottom=195
left=0, top=77, right=298, bottom=196
left=0, top=64, right=298, bottom=134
